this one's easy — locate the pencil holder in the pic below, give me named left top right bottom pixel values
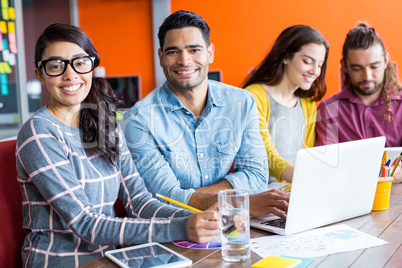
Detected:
left=372, top=177, right=393, bottom=211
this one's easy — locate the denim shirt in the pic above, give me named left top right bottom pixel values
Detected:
left=122, top=80, right=268, bottom=205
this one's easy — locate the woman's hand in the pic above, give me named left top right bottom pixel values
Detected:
left=391, top=158, right=402, bottom=183
left=205, top=202, right=219, bottom=212
left=186, top=211, right=220, bottom=243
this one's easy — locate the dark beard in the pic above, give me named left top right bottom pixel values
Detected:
left=351, top=81, right=382, bottom=96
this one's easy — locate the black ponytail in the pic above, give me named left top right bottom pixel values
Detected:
left=80, top=77, right=124, bottom=166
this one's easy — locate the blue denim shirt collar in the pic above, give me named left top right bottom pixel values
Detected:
left=206, top=80, right=225, bottom=107
left=159, top=81, right=225, bottom=114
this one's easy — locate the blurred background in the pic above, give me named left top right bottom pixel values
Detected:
left=2, top=0, right=402, bottom=140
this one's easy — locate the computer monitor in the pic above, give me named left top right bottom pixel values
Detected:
left=0, top=80, right=41, bottom=125
left=208, top=70, right=222, bottom=82
left=106, top=76, right=140, bottom=108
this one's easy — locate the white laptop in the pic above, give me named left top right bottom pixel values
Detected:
left=250, top=136, right=386, bottom=236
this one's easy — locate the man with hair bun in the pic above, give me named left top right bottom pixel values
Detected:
left=315, top=22, right=402, bottom=183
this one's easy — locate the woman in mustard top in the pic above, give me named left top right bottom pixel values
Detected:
left=243, top=25, right=329, bottom=183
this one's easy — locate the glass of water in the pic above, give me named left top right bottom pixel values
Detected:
left=218, top=189, right=250, bottom=262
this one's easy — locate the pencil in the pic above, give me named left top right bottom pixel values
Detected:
left=382, top=151, right=388, bottom=166
left=390, top=153, right=402, bottom=177
left=282, top=184, right=292, bottom=191
left=156, top=193, right=202, bottom=213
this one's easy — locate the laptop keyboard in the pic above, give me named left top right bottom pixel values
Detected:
left=260, top=219, right=286, bottom=229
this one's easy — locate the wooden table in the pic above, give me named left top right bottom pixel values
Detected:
left=81, top=183, right=401, bottom=267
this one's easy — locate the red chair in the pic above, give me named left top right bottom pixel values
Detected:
left=0, top=139, right=24, bottom=267
left=0, top=138, right=128, bottom=268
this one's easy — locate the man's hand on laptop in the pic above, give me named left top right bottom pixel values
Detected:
left=249, top=189, right=289, bottom=219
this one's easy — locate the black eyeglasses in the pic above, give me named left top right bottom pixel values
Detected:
left=37, top=56, right=95, bottom=77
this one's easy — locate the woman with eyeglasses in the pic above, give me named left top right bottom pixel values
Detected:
left=16, top=23, right=219, bottom=267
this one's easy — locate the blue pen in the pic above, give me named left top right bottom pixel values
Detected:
left=385, top=159, right=391, bottom=167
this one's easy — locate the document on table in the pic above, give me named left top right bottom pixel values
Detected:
left=250, top=224, right=388, bottom=258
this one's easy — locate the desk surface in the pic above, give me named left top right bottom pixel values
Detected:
left=80, top=183, right=401, bottom=268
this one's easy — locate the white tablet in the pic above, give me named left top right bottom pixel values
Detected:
left=105, top=242, right=192, bottom=268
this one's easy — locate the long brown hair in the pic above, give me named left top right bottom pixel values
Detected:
left=35, top=23, right=124, bottom=165
left=242, top=25, right=329, bottom=101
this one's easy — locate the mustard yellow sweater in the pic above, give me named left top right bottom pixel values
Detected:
left=246, top=84, right=316, bottom=180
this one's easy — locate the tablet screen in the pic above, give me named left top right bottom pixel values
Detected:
left=105, top=242, right=192, bottom=268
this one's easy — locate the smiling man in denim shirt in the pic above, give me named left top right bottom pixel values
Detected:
left=123, top=10, right=289, bottom=218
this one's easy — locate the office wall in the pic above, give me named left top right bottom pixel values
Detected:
left=23, top=0, right=71, bottom=105
left=78, top=0, right=402, bottom=100
left=78, top=0, right=154, bottom=97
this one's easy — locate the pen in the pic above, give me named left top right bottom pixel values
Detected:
left=156, top=193, right=202, bottom=213
left=381, top=166, right=389, bottom=177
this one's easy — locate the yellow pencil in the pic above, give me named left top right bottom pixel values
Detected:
left=283, top=184, right=292, bottom=190
left=281, top=184, right=291, bottom=191
left=156, top=193, right=202, bottom=213
left=390, top=153, right=402, bottom=177
left=382, top=151, right=388, bottom=166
